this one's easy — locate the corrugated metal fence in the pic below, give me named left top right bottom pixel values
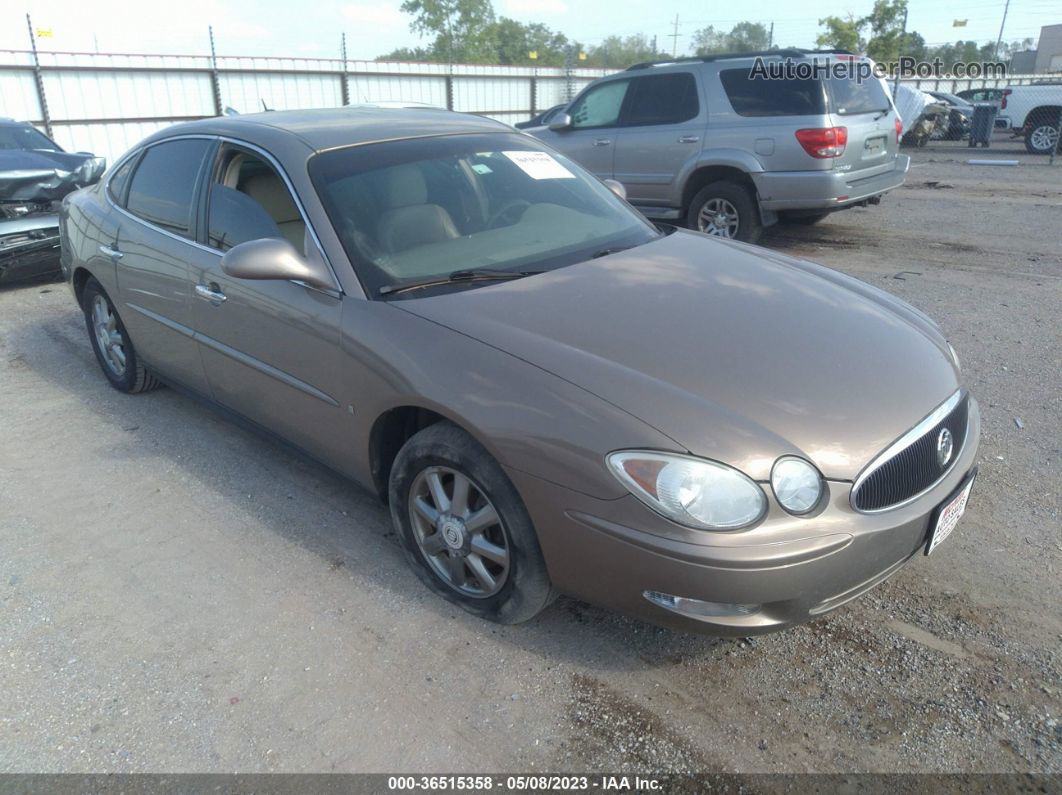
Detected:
left=0, top=47, right=1049, bottom=163
left=0, top=48, right=613, bottom=163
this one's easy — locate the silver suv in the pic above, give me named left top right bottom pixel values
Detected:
left=532, top=49, right=910, bottom=242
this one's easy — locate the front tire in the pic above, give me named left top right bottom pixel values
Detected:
left=81, top=277, right=159, bottom=393
left=686, top=181, right=762, bottom=243
left=388, top=421, right=556, bottom=624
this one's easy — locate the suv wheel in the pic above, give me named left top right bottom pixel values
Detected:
left=81, top=277, right=160, bottom=393
left=1025, top=114, right=1060, bottom=154
left=389, top=421, right=556, bottom=624
left=687, top=181, right=761, bottom=243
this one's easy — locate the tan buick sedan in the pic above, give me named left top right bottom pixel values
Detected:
left=60, top=108, right=978, bottom=635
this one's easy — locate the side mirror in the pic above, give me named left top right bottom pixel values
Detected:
left=548, top=112, right=572, bottom=131
left=220, top=237, right=335, bottom=291
left=603, top=179, right=626, bottom=200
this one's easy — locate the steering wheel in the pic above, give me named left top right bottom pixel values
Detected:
left=486, top=199, right=531, bottom=229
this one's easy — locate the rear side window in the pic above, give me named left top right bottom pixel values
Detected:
left=107, top=156, right=137, bottom=206
left=719, top=68, right=825, bottom=116
left=826, top=75, right=890, bottom=115
left=126, top=139, right=211, bottom=238
left=569, top=80, right=630, bottom=129
left=622, top=73, right=699, bottom=126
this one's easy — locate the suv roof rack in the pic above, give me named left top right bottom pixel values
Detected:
left=625, top=49, right=855, bottom=71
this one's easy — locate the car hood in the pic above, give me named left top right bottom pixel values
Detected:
left=397, top=230, right=960, bottom=481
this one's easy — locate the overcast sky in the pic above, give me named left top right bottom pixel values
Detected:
left=0, top=0, right=1056, bottom=62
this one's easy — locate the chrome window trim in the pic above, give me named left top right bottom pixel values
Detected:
left=850, top=389, right=967, bottom=514
left=104, top=133, right=343, bottom=296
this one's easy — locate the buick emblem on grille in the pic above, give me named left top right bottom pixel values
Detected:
left=936, top=427, right=954, bottom=468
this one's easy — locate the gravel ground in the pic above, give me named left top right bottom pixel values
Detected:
left=0, top=138, right=1059, bottom=775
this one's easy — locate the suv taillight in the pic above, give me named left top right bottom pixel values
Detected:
left=895, top=116, right=903, bottom=142
left=795, top=127, right=848, bottom=158
left=1001, top=89, right=1010, bottom=109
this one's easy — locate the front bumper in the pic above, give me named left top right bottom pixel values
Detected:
left=509, top=395, right=979, bottom=636
left=0, top=212, right=61, bottom=283
left=754, top=155, right=910, bottom=212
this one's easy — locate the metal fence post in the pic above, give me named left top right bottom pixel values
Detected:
left=25, top=13, right=53, bottom=138
left=529, top=75, right=537, bottom=116
left=445, top=73, right=454, bottom=111
left=340, top=33, right=350, bottom=107
left=208, top=25, right=223, bottom=116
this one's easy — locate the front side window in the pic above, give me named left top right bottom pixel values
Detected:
left=125, top=139, right=211, bottom=238
left=622, top=73, right=699, bottom=126
left=569, top=80, right=630, bottom=129
left=206, top=147, right=306, bottom=254
left=309, top=133, right=658, bottom=297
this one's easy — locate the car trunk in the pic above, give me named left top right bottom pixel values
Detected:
left=824, top=74, right=898, bottom=184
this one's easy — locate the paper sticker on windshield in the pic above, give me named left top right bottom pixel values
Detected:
left=502, top=151, right=575, bottom=180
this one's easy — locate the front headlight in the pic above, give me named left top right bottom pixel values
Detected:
left=771, top=457, right=823, bottom=514
left=606, top=451, right=766, bottom=530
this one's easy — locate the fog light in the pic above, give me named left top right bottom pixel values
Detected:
left=643, top=591, right=760, bottom=618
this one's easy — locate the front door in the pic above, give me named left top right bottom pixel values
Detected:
left=189, top=143, right=347, bottom=468
left=534, top=77, right=631, bottom=180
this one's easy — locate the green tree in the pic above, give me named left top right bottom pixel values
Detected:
left=488, top=17, right=570, bottom=66
left=585, top=34, right=666, bottom=68
left=691, top=22, right=772, bottom=56
left=816, top=15, right=863, bottom=52
left=398, top=0, right=496, bottom=63
left=862, top=0, right=908, bottom=63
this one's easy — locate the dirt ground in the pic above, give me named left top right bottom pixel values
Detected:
left=1, top=137, right=1059, bottom=775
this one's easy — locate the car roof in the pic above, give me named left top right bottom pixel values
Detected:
left=143, top=107, right=512, bottom=154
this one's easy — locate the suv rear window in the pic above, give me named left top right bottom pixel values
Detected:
left=719, top=68, right=825, bottom=116
left=622, top=73, right=698, bottom=126
left=826, top=74, right=890, bottom=115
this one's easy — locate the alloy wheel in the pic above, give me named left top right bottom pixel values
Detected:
left=91, top=294, right=126, bottom=377
left=697, top=198, right=740, bottom=238
left=1030, top=124, right=1060, bottom=153
left=408, top=466, right=510, bottom=598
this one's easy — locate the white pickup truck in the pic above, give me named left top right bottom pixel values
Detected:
left=1000, top=85, right=1062, bottom=154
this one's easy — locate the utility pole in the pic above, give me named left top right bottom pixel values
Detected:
left=668, top=14, right=680, bottom=58
left=994, top=0, right=1011, bottom=60
left=768, top=22, right=774, bottom=50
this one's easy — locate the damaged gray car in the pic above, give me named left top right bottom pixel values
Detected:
left=0, top=119, right=105, bottom=284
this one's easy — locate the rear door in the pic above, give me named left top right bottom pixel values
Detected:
left=612, top=71, right=705, bottom=205
left=112, top=137, right=214, bottom=392
left=533, top=77, right=630, bottom=180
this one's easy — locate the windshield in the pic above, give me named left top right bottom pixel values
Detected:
left=308, top=133, right=658, bottom=297
left=0, top=124, right=63, bottom=152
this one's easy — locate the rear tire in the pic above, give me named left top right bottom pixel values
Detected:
left=1024, top=113, right=1061, bottom=155
left=81, top=277, right=160, bottom=393
left=389, top=421, right=556, bottom=625
left=686, top=180, right=762, bottom=244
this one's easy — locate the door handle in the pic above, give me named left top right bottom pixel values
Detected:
left=678, top=135, right=700, bottom=144
left=592, top=138, right=612, bottom=146
left=98, top=244, right=123, bottom=260
left=194, top=283, right=227, bottom=304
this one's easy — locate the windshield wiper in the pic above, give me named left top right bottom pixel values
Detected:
left=378, top=268, right=542, bottom=296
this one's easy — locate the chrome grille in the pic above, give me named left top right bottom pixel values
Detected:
left=852, top=392, right=969, bottom=512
